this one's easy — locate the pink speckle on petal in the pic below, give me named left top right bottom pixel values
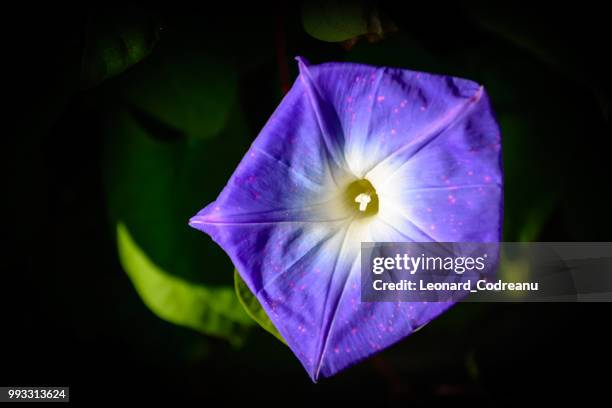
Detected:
left=377, top=95, right=385, bottom=102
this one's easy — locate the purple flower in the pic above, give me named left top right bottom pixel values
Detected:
left=190, top=57, right=502, bottom=380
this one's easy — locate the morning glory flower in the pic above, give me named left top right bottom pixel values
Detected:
left=190, top=57, right=502, bottom=381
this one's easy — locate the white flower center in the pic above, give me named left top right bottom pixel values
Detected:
left=354, top=193, right=372, bottom=212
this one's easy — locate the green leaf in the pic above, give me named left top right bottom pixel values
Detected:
left=302, top=0, right=383, bottom=43
left=80, top=9, right=160, bottom=89
left=234, top=270, right=286, bottom=344
left=116, top=223, right=250, bottom=345
left=121, top=47, right=238, bottom=140
left=103, top=55, right=254, bottom=342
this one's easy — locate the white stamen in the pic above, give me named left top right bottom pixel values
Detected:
left=355, top=193, right=371, bottom=212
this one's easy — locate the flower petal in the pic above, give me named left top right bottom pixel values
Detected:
left=314, top=270, right=453, bottom=378
left=301, top=62, right=485, bottom=176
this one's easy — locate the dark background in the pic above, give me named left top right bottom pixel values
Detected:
left=4, top=2, right=612, bottom=405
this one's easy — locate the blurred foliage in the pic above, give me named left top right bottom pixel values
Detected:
left=116, top=223, right=251, bottom=344
left=302, top=0, right=396, bottom=45
left=102, top=47, right=256, bottom=341
left=302, top=1, right=372, bottom=42
left=466, top=4, right=611, bottom=119
left=121, top=50, right=238, bottom=140
left=234, top=270, right=286, bottom=343
left=80, top=8, right=160, bottom=89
